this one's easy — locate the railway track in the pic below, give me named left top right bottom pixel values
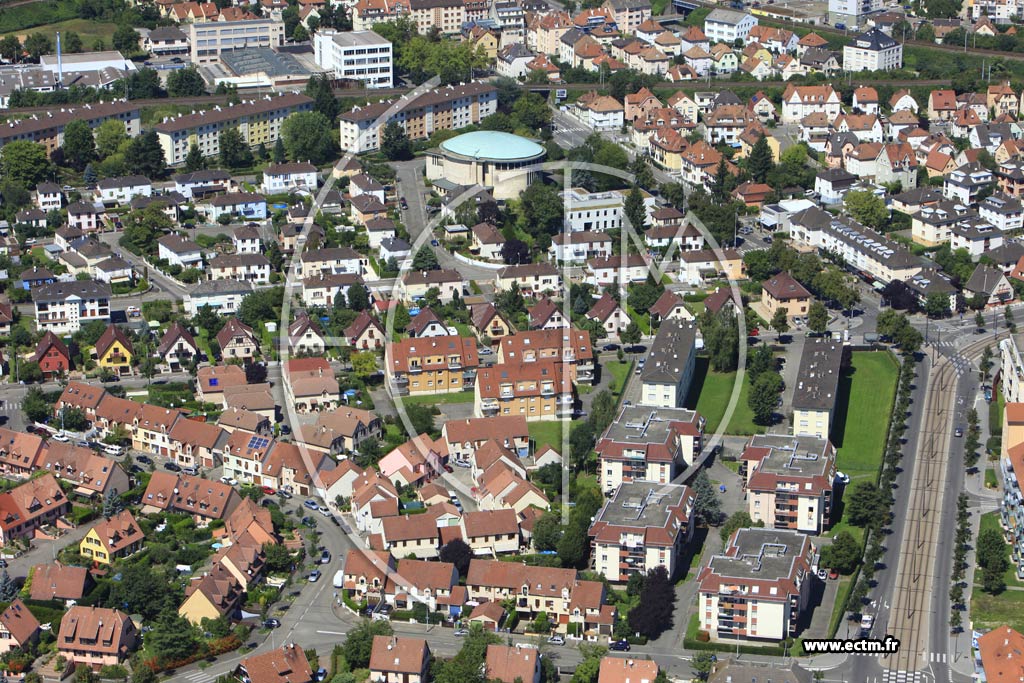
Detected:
left=883, top=336, right=1001, bottom=681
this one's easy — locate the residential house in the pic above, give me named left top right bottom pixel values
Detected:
left=79, top=510, right=145, bottom=565
left=57, top=606, right=137, bottom=670
left=740, top=435, right=836, bottom=533
left=94, top=324, right=133, bottom=375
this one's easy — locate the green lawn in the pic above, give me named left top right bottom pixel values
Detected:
left=605, top=361, right=631, bottom=397
left=824, top=352, right=899, bottom=543
left=975, top=512, right=1024, bottom=590
left=831, top=352, right=900, bottom=485
left=625, top=304, right=651, bottom=335
left=453, top=323, right=472, bottom=337
left=400, top=390, right=475, bottom=406
left=529, top=420, right=572, bottom=453
left=4, top=19, right=119, bottom=46
left=684, top=357, right=763, bottom=436
left=986, top=468, right=999, bottom=490
left=972, top=586, right=1024, bottom=633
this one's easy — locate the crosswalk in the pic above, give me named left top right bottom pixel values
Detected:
left=883, top=670, right=924, bottom=683
left=182, top=669, right=216, bottom=683
left=928, top=651, right=948, bottom=663
left=0, top=402, right=21, bottom=412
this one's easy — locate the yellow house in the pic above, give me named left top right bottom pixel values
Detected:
left=178, top=563, right=243, bottom=625
left=468, top=26, right=499, bottom=60
left=95, top=324, right=134, bottom=375
left=738, top=128, right=780, bottom=161
left=80, top=511, right=145, bottom=566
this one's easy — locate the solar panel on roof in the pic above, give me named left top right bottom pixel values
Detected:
left=248, top=435, right=269, bottom=450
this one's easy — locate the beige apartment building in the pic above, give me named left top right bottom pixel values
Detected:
left=740, top=435, right=836, bottom=534
left=791, top=339, right=846, bottom=440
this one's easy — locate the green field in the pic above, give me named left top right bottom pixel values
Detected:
left=972, top=586, right=1024, bottom=633
left=684, top=358, right=763, bottom=436
left=529, top=420, right=572, bottom=453
left=400, top=389, right=475, bottom=406
left=3, top=19, right=119, bottom=46
left=831, top=352, right=900, bottom=484
left=605, top=361, right=631, bottom=397
left=825, top=351, right=900, bottom=543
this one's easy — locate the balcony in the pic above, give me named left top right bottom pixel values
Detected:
left=541, top=386, right=555, bottom=396
left=448, top=360, right=462, bottom=370
left=408, top=365, right=423, bottom=374
left=481, top=400, right=499, bottom=415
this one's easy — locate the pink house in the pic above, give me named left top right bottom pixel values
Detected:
left=378, top=434, right=446, bottom=488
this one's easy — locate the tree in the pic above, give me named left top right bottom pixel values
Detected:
left=185, top=143, right=205, bottom=172
left=19, top=361, right=44, bottom=385
left=692, top=470, right=722, bottom=526
left=405, top=403, right=436, bottom=436
left=623, top=185, right=647, bottom=232
left=924, top=292, right=951, bottom=318
left=61, top=119, right=96, bottom=170
left=531, top=511, right=562, bottom=552
left=821, top=530, right=861, bottom=574
left=516, top=181, right=562, bottom=242
left=0, top=36, right=21, bottom=62
left=305, top=74, right=340, bottom=122
left=102, top=489, right=123, bottom=518
left=746, top=343, right=775, bottom=383
left=0, top=569, right=16, bottom=602
left=220, top=128, right=253, bottom=169
left=342, top=620, right=394, bottom=668
left=977, top=527, right=1006, bottom=570
left=292, top=23, right=309, bottom=42
left=124, top=130, right=166, bottom=178
left=23, top=33, right=52, bottom=60
left=347, top=284, right=369, bottom=311
left=62, top=31, right=83, bottom=53
left=627, top=566, right=675, bottom=639
left=808, top=300, right=829, bottom=335
left=846, top=481, right=887, bottom=528
left=95, top=119, right=129, bottom=159
left=263, top=542, right=294, bottom=573
left=720, top=511, right=761, bottom=543
left=245, top=363, right=268, bottom=384
left=1, top=141, right=51, bottom=186
left=272, top=138, right=286, bottom=164
left=500, top=239, right=530, bottom=265
left=411, top=246, right=439, bottom=271
left=692, top=652, right=714, bottom=681
left=351, top=351, right=377, bottom=378
left=749, top=371, right=783, bottom=425
left=747, top=135, right=775, bottom=183
left=770, top=307, right=790, bottom=340
left=843, top=190, right=888, bottom=230
left=123, top=205, right=172, bottom=251
left=620, top=321, right=641, bottom=346
left=167, top=66, right=207, bottom=97
left=112, top=24, right=140, bottom=55
left=381, top=122, right=413, bottom=161
left=282, top=111, right=336, bottom=164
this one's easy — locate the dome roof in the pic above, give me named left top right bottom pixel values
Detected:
left=440, top=131, right=545, bottom=162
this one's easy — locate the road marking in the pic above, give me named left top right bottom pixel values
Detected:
left=316, top=630, right=347, bottom=636
left=883, top=671, right=924, bottom=683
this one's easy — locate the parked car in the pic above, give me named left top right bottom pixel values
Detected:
left=454, top=629, right=469, bottom=637
left=835, top=472, right=850, bottom=485
left=263, top=619, right=281, bottom=629
left=443, top=464, right=454, bottom=473
left=163, top=462, right=182, bottom=472
left=262, top=486, right=276, bottom=495
left=547, top=636, right=565, bottom=646
left=318, top=505, right=331, bottom=516
left=136, top=455, right=153, bottom=465
left=315, top=669, right=328, bottom=682
left=320, top=550, right=331, bottom=564
left=602, top=343, right=620, bottom=352
left=52, top=432, right=69, bottom=443
left=182, top=466, right=199, bottom=476
left=301, top=516, right=317, bottom=527
left=609, top=640, right=631, bottom=652
left=277, top=489, right=293, bottom=499
left=309, top=570, right=322, bottom=582
left=221, top=476, right=238, bottom=486
left=304, top=499, right=320, bottom=510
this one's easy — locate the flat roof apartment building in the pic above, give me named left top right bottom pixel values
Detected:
left=740, top=435, right=836, bottom=534
left=339, top=82, right=497, bottom=153
left=589, top=481, right=695, bottom=582
left=596, top=405, right=704, bottom=494
left=189, top=19, right=285, bottom=65
left=697, top=528, right=816, bottom=642
left=791, top=339, right=846, bottom=440
left=154, top=93, right=313, bottom=166
left=313, top=29, right=393, bottom=88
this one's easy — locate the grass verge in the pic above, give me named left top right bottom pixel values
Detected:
left=684, top=357, right=762, bottom=436
left=400, top=390, right=475, bottom=406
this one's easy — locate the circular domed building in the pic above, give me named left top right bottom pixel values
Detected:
left=426, top=130, right=545, bottom=200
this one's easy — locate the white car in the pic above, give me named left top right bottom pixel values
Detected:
left=221, top=475, right=239, bottom=486
left=51, top=432, right=69, bottom=442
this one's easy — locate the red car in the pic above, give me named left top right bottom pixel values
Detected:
left=828, top=569, right=839, bottom=580
left=262, top=486, right=276, bottom=495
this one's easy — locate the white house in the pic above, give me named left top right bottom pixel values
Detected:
left=843, top=28, right=902, bottom=71
left=980, top=193, right=1024, bottom=233
left=184, top=279, right=254, bottom=316
left=496, top=43, right=534, bottom=79
left=233, top=225, right=262, bottom=254
left=207, top=254, right=272, bottom=284
left=157, top=235, right=204, bottom=270
left=174, top=170, right=232, bottom=199
left=350, top=174, right=386, bottom=204
left=67, top=202, right=103, bottom=232
left=586, top=254, right=649, bottom=287
left=36, top=183, right=63, bottom=211
left=781, top=84, right=842, bottom=123
left=704, top=9, right=757, bottom=43
left=262, top=162, right=318, bottom=193
left=573, top=92, right=624, bottom=131
left=208, top=193, right=268, bottom=221
left=96, top=176, right=152, bottom=205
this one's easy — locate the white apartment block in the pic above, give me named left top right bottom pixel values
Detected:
left=828, top=0, right=882, bottom=26
left=32, top=281, right=112, bottom=334
left=843, top=28, right=902, bottom=71
left=1001, top=333, right=1024, bottom=404
left=703, top=9, right=758, bottom=43
left=313, top=29, right=393, bottom=88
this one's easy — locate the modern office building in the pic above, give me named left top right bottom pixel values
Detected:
left=313, top=29, right=393, bottom=88
left=188, top=19, right=285, bottom=65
